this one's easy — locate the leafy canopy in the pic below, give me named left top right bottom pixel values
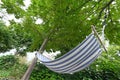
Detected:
left=1, top=0, right=120, bottom=54
left=0, top=21, right=14, bottom=52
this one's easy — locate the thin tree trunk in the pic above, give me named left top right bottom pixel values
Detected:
left=21, top=56, right=38, bottom=80
left=21, top=38, right=49, bottom=80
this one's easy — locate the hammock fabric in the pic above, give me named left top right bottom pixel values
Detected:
left=37, top=33, right=102, bottom=74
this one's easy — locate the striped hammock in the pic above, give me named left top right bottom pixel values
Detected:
left=37, top=33, right=102, bottom=74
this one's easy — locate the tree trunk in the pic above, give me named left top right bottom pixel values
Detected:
left=21, top=38, right=49, bottom=80
left=21, top=57, right=38, bottom=80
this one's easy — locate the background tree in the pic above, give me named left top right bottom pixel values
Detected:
left=0, top=21, right=13, bottom=52
left=1, top=0, right=120, bottom=54
left=9, top=21, right=32, bottom=55
left=1, top=0, right=120, bottom=79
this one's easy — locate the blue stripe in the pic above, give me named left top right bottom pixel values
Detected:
left=44, top=35, right=96, bottom=66
left=49, top=44, right=100, bottom=72
left=37, top=33, right=103, bottom=74
left=69, top=50, right=102, bottom=74
left=47, top=39, right=99, bottom=70
left=41, top=34, right=94, bottom=63
left=58, top=48, right=101, bottom=73
left=65, top=47, right=101, bottom=73
left=49, top=43, right=99, bottom=71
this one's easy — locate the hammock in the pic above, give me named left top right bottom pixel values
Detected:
left=37, top=33, right=102, bottom=74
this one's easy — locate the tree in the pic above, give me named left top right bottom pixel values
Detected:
left=1, top=0, right=120, bottom=53
left=1, top=0, right=120, bottom=79
left=0, top=21, right=13, bottom=52
left=8, top=22, right=32, bottom=55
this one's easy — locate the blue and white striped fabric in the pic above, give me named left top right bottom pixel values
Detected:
left=37, top=33, right=102, bottom=74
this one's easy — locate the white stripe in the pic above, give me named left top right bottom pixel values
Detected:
left=50, top=43, right=100, bottom=72
left=46, top=39, right=98, bottom=69
left=43, top=35, right=94, bottom=65
left=49, top=44, right=100, bottom=73
left=37, top=53, right=51, bottom=62
left=66, top=49, right=102, bottom=73
left=71, top=50, right=102, bottom=74
left=36, top=34, right=102, bottom=74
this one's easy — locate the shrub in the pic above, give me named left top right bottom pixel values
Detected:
left=0, top=55, right=27, bottom=79
left=30, top=63, right=63, bottom=80
left=30, top=45, right=120, bottom=80
left=0, top=22, right=14, bottom=52
left=0, top=55, right=17, bottom=70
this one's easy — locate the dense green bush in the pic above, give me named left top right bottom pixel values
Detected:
left=30, top=63, right=120, bottom=80
left=0, top=21, right=14, bottom=52
left=0, top=55, right=27, bottom=79
left=30, top=45, right=120, bottom=80
left=0, top=21, right=32, bottom=55
left=0, top=45, right=120, bottom=80
left=0, top=55, right=17, bottom=70
left=30, top=63, right=64, bottom=80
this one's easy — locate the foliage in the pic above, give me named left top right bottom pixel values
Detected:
left=0, top=46, right=119, bottom=80
left=0, top=55, right=27, bottom=79
left=30, top=45, right=120, bottom=80
left=9, top=22, right=32, bottom=56
left=30, top=62, right=120, bottom=80
left=1, top=0, right=120, bottom=54
left=0, top=20, right=31, bottom=55
left=105, top=0, right=120, bottom=45
left=0, top=21, right=14, bottom=52
left=0, top=55, right=17, bottom=70
left=9, top=22, right=32, bottom=49
left=83, top=45, right=120, bottom=80
left=30, top=63, right=63, bottom=80
left=1, top=0, right=120, bottom=79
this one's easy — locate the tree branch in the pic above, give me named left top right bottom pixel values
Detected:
left=98, top=0, right=114, bottom=19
